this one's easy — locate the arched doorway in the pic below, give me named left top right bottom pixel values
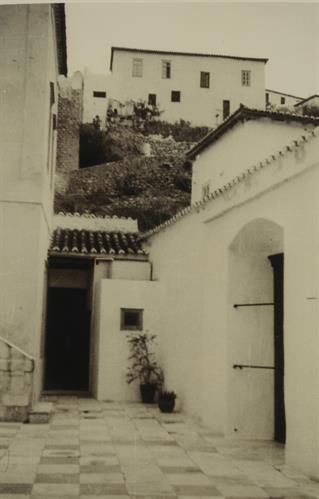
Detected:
left=227, top=218, right=285, bottom=442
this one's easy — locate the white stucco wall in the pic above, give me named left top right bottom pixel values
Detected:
left=146, top=130, right=319, bottom=479
left=192, top=118, right=317, bottom=203
left=110, top=50, right=266, bottom=126
left=82, top=69, right=110, bottom=124
left=0, top=5, right=60, bottom=401
left=266, top=90, right=302, bottom=108
left=95, top=279, right=160, bottom=401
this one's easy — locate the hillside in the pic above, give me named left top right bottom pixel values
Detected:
left=55, top=122, right=210, bottom=231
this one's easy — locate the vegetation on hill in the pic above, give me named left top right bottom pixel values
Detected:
left=56, top=119, right=210, bottom=231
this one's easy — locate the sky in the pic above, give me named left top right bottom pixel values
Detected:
left=65, top=2, right=319, bottom=99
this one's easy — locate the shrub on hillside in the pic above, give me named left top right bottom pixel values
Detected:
left=142, top=119, right=210, bottom=143
left=115, top=172, right=144, bottom=197
left=174, top=174, right=191, bottom=193
left=301, top=105, right=319, bottom=117
left=79, top=124, right=122, bottom=168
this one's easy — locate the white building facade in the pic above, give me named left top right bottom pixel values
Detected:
left=108, top=47, right=268, bottom=126
left=266, top=89, right=303, bottom=109
left=0, top=4, right=67, bottom=419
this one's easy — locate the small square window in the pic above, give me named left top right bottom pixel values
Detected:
left=241, top=70, right=251, bottom=86
left=148, top=93, right=157, bottom=106
left=281, top=96, right=285, bottom=105
left=200, top=72, right=210, bottom=88
left=171, top=90, right=181, bottom=102
left=132, top=58, right=143, bottom=77
left=93, top=91, right=106, bottom=98
left=162, top=60, right=171, bottom=79
left=121, top=308, right=143, bottom=330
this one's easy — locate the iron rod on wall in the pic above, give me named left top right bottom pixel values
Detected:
left=233, top=302, right=274, bottom=308
left=233, top=364, right=275, bottom=370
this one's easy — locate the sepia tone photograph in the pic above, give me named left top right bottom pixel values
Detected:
left=0, top=0, right=319, bottom=496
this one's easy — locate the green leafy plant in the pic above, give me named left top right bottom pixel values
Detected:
left=126, top=332, right=164, bottom=386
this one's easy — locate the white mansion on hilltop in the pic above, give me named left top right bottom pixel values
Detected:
left=107, top=47, right=268, bottom=126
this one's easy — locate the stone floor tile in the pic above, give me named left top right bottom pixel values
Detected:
left=32, top=483, right=80, bottom=495
left=80, top=483, right=128, bottom=495
left=80, top=463, right=121, bottom=473
left=35, top=473, right=79, bottom=483
left=80, top=472, right=124, bottom=483
left=173, top=485, right=222, bottom=497
left=37, top=464, right=79, bottom=474
left=262, top=487, right=312, bottom=498
left=0, top=484, right=32, bottom=494
left=39, top=456, right=79, bottom=465
left=216, top=485, right=270, bottom=497
left=0, top=472, right=36, bottom=484
left=166, top=473, right=213, bottom=486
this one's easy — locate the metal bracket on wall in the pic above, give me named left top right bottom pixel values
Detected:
left=233, top=364, right=275, bottom=370
left=233, top=302, right=274, bottom=308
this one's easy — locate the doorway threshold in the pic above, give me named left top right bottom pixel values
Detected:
left=42, top=390, right=90, bottom=397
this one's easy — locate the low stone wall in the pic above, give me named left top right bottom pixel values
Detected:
left=0, top=342, right=34, bottom=422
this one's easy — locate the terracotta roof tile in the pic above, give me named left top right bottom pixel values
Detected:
left=50, top=229, right=145, bottom=256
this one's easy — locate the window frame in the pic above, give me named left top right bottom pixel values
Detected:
left=148, top=93, right=157, bottom=106
left=200, top=71, right=210, bottom=89
left=171, top=90, right=181, bottom=103
left=241, top=70, right=251, bottom=87
left=120, top=308, right=143, bottom=331
left=281, top=96, right=286, bottom=105
left=93, top=91, right=107, bottom=98
left=132, top=58, right=143, bottom=78
left=161, top=60, right=171, bottom=79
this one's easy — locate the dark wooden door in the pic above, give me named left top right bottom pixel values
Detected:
left=45, top=287, right=90, bottom=391
left=268, top=253, right=286, bottom=443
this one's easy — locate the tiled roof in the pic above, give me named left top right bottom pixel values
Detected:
left=186, top=106, right=319, bottom=159
left=266, top=89, right=303, bottom=100
left=110, top=46, right=268, bottom=70
left=141, top=126, right=319, bottom=240
left=50, top=228, right=145, bottom=257
left=294, top=94, right=319, bottom=107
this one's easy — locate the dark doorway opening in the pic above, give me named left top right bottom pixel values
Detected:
left=269, top=253, right=286, bottom=443
left=44, top=284, right=91, bottom=392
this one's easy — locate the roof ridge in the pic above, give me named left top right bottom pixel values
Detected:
left=141, top=126, right=319, bottom=240
left=187, top=105, right=319, bottom=159
left=110, top=46, right=268, bottom=70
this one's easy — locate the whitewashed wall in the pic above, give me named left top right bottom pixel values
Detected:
left=95, top=279, right=160, bottom=401
left=0, top=5, right=60, bottom=401
left=192, top=118, right=317, bottom=203
left=111, top=50, right=266, bottom=126
left=146, top=130, right=319, bottom=479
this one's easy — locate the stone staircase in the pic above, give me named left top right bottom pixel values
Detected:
left=0, top=337, right=53, bottom=423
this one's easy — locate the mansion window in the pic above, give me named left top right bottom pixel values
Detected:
left=241, top=70, right=251, bottom=86
left=148, top=93, right=157, bottom=106
left=171, top=90, right=181, bottom=102
left=93, top=91, right=106, bottom=98
left=281, top=97, right=286, bottom=104
left=132, top=58, right=143, bottom=77
left=200, top=71, right=210, bottom=88
left=162, top=60, right=171, bottom=79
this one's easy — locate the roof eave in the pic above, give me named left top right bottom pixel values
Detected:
left=53, top=4, right=67, bottom=76
left=109, top=46, right=268, bottom=69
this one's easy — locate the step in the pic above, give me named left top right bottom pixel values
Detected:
left=28, top=402, right=53, bottom=424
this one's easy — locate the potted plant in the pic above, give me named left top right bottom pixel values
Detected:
left=126, top=332, right=164, bottom=403
left=158, top=391, right=177, bottom=413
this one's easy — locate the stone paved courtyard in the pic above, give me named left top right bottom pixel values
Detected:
left=0, top=396, right=318, bottom=498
